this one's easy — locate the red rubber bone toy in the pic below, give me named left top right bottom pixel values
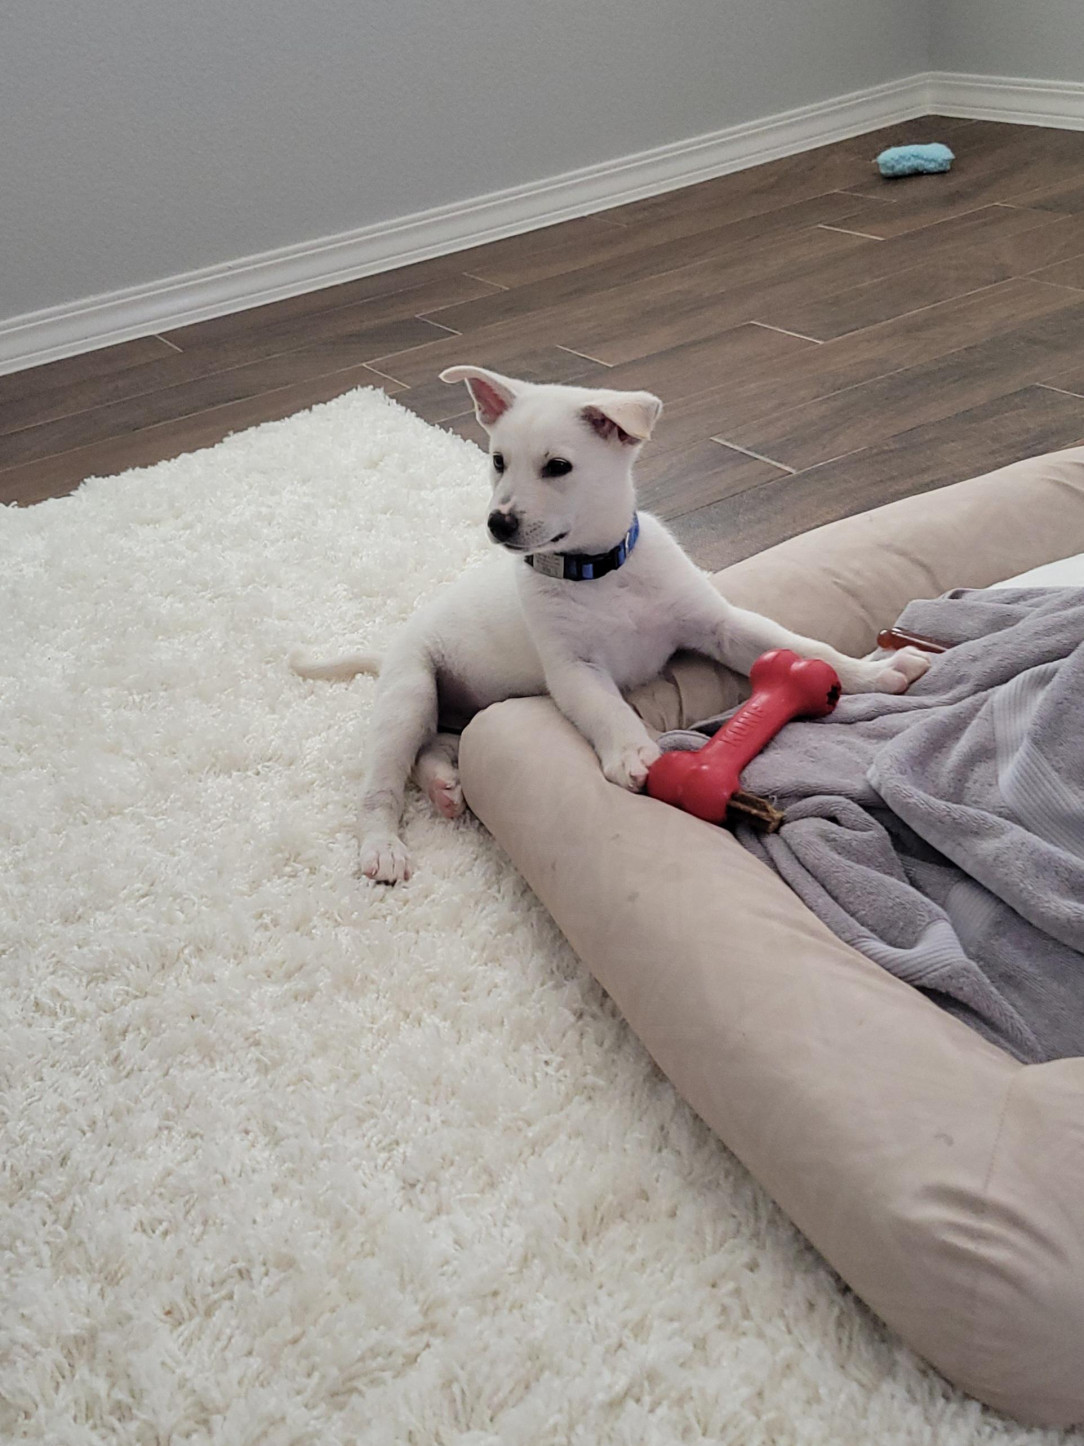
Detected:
left=647, top=649, right=841, bottom=828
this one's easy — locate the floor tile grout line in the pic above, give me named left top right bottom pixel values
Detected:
left=555, top=345, right=614, bottom=367
left=155, top=335, right=184, bottom=354
left=1037, top=382, right=1084, bottom=400
left=817, top=224, right=885, bottom=241
left=835, top=188, right=902, bottom=204
left=364, top=362, right=410, bottom=388
left=460, top=273, right=510, bottom=291
left=748, top=320, right=824, bottom=345
left=831, top=197, right=1053, bottom=235
left=709, top=436, right=796, bottom=474
left=1022, top=275, right=1084, bottom=294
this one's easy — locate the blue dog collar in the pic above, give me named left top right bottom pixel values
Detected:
left=525, top=513, right=640, bottom=581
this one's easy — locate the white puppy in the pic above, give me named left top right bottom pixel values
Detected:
left=293, top=367, right=929, bottom=883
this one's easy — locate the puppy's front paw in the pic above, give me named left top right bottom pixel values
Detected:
left=844, top=645, right=932, bottom=695
left=600, top=739, right=661, bottom=792
left=880, top=644, right=932, bottom=692
left=359, top=833, right=412, bottom=884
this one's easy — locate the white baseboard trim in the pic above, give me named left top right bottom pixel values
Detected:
left=0, top=74, right=929, bottom=378
left=929, top=70, right=1084, bottom=130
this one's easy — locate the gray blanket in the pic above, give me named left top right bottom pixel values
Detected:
left=663, top=588, right=1084, bottom=1063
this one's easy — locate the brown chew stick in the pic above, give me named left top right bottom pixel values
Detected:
left=726, top=790, right=785, bottom=832
left=876, top=626, right=949, bottom=654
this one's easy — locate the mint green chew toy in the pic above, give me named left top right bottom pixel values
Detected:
left=876, top=142, right=954, bottom=177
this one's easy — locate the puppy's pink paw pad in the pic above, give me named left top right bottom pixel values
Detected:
left=427, top=777, right=464, bottom=819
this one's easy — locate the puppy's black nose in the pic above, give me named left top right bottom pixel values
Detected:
left=488, top=509, right=519, bottom=543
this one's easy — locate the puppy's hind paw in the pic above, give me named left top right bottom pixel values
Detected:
left=600, top=739, right=662, bottom=792
left=359, top=833, right=412, bottom=884
left=427, top=775, right=465, bottom=820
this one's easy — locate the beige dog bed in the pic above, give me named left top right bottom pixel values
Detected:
left=458, top=446, right=1084, bottom=1428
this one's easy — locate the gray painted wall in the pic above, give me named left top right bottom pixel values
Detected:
left=1, top=0, right=927, bottom=323
left=934, top=0, right=1084, bottom=82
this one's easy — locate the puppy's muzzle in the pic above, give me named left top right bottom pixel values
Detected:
left=488, top=509, right=520, bottom=544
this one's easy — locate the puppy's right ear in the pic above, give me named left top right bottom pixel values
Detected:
left=439, top=366, right=520, bottom=430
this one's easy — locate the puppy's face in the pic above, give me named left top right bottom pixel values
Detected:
left=440, top=368, right=662, bottom=555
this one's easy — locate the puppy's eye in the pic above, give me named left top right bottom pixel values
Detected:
left=492, top=452, right=506, bottom=473
left=542, top=458, right=573, bottom=478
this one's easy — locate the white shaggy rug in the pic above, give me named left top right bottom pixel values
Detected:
left=1, top=387, right=1073, bottom=1446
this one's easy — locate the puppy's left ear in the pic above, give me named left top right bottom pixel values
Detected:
left=581, top=390, right=663, bottom=445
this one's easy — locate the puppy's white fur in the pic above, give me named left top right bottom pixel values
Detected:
left=294, top=368, right=929, bottom=883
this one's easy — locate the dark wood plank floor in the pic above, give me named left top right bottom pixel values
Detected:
left=5, top=116, right=1084, bottom=568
